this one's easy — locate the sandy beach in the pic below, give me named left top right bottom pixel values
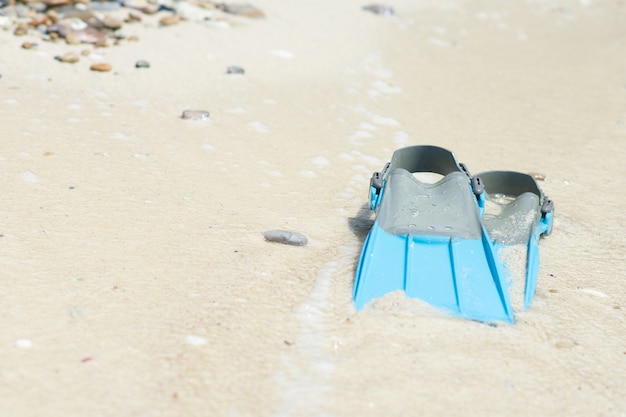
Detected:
left=1, top=0, right=625, bottom=415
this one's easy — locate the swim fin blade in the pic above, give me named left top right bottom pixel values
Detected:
left=353, top=146, right=514, bottom=323
left=477, top=171, right=554, bottom=308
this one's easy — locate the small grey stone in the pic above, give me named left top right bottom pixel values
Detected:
left=90, top=0, right=121, bottom=11
left=181, top=110, right=210, bottom=120
left=135, top=60, right=150, bottom=68
left=263, top=230, right=308, bottom=246
left=15, top=4, right=32, bottom=18
left=28, top=2, right=46, bottom=12
left=226, top=65, right=245, bottom=74
left=362, top=4, right=395, bottom=16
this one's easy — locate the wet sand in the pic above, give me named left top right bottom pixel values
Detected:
left=1, top=0, right=625, bottom=415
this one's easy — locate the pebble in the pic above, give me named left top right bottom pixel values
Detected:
left=125, top=11, right=142, bottom=22
left=159, top=15, right=179, bottom=26
left=158, top=4, right=176, bottom=13
left=124, top=0, right=158, bottom=14
left=529, top=172, right=546, bottom=181
left=181, top=109, right=210, bottom=120
left=1, top=0, right=267, bottom=72
left=43, top=0, right=70, bottom=7
left=46, top=9, right=59, bottom=18
left=90, top=0, right=121, bottom=11
left=226, top=65, right=245, bottom=74
left=175, top=2, right=215, bottom=22
left=263, top=230, right=308, bottom=246
left=60, top=27, right=107, bottom=45
left=217, top=3, right=265, bottom=18
left=135, top=59, right=150, bottom=68
left=554, top=340, right=577, bottom=349
left=362, top=4, right=395, bottom=16
left=102, top=15, right=122, bottom=30
left=55, top=52, right=79, bottom=63
left=14, top=23, right=28, bottom=36
left=63, top=32, right=80, bottom=45
left=90, top=63, right=112, bottom=72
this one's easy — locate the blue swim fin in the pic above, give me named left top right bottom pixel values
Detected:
left=476, top=171, right=554, bottom=308
left=353, top=146, right=514, bottom=323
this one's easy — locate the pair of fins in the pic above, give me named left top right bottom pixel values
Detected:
left=353, top=145, right=554, bottom=323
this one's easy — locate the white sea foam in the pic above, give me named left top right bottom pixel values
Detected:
left=112, top=132, right=128, bottom=140
left=249, top=121, right=269, bottom=133
left=370, top=114, right=399, bottom=126
left=579, top=288, right=607, bottom=298
left=228, top=107, right=247, bottom=114
left=299, top=170, right=317, bottom=178
left=16, top=339, right=33, bottom=348
left=271, top=49, right=294, bottom=59
left=428, top=37, right=451, bottom=47
left=393, top=130, right=410, bottom=145
left=274, top=257, right=349, bottom=416
left=371, top=80, right=402, bottom=94
left=347, top=130, right=374, bottom=145
left=22, top=171, right=39, bottom=183
left=185, top=335, right=207, bottom=346
left=310, top=156, right=329, bottom=166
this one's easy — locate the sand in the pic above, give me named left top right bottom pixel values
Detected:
left=0, top=0, right=625, bottom=415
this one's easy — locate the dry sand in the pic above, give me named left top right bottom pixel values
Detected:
left=0, top=0, right=625, bottom=415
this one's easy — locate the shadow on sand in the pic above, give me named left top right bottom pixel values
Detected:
left=347, top=203, right=374, bottom=244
